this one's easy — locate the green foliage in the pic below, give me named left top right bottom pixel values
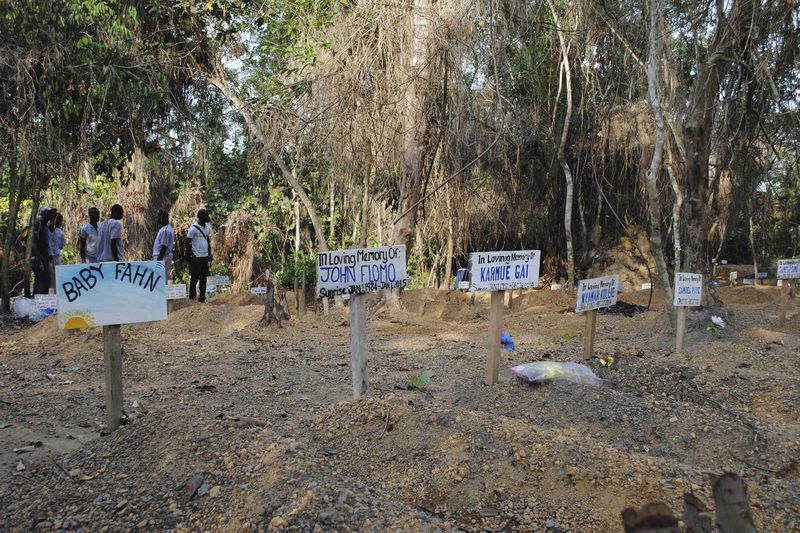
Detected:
left=409, top=374, right=432, bottom=390
left=275, top=251, right=316, bottom=290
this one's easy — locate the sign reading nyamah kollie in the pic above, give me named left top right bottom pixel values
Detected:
left=56, top=261, right=167, bottom=330
left=575, top=275, right=619, bottom=313
left=316, top=245, right=410, bottom=298
left=673, top=272, right=702, bottom=306
left=469, top=250, right=541, bottom=292
left=777, top=259, right=800, bottom=279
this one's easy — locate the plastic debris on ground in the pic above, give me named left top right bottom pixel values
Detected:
left=500, top=332, right=515, bottom=351
left=511, top=362, right=602, bottom=386
left=12, top=298, right=38, bottom=320
left=711, top=315, right=726, bottom=328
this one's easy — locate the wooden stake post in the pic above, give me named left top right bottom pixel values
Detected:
left=316, top=245, right=410, bottom=398
left=779, top=280, right=790, bottom=326
left=776, top=259, right=799, bottom=326
left=675, top=306, right=686, bottom=353
left=468, top=250, right=541, bottom=385
left=103, top=325, right=124, bottom=430
left=485, top=290, right=504, bottom=385
left=349, top=293, right=369, bottom=397
left=673, top=272, right=703, bottom=354
left=575, top=275, right=620, bottom=360
left=582, top=309, right=597, bottom=360
left=55, top=261, right=169, bottom=432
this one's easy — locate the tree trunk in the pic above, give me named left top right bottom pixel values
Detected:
left=294, top=197, right=301, bottom=316
left=681, top=0, right=751, bottom=276
left=748, top=198, right=758, bottom=283
left=206, top=68, right=330, bottom=253
left=548, top=0, right=575, bottom=291
left=1, top=142, right=22, bottom=313
left=644, top=0, right=675, bottom=322
left=387, top=0, right=435, bottom=305
left=441, top=186, right=454, bottom=289
left=360, top=143, right=372, bottom=248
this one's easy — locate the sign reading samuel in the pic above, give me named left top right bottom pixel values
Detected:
left=673, top=272, right=702, bottom=307
left=316, top=245, right=410, bottom=298
left=777, top=259, right=800, bottom=279
left=469, top=250, right=541, bottom=292
left=575, top=275, right=619, bottom=313
left=56, top=261, right=167, bottom=330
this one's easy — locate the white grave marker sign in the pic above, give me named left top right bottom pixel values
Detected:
left=575, top=275, right=619, bottom=313
left=165, top=283, right=188, bottom=300
left=207, top=275, right=231, bottom=288
left=56, top=261, right=166, bottom=330
left=673, top=273, right=702, bottom=307
left=34, top=294, right=58, bottom=312
left=250, top=286, right=268, bottom=295
left=777, top=259, right=800, bottom=279
left=729, top=271, right=738, bottom=281
left=316, top=245, right=410, bottom=297
left=468, top=250, right=541, bottom=292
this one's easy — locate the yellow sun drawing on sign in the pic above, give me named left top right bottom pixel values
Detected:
left=61, top=310, right=96, bottom=330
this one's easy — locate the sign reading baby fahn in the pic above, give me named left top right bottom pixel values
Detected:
left=56, top=261, right=167, bottom=432
left=56, top=261, right=167, bottom=329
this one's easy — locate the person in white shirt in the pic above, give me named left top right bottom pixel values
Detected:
left=152, top=210, right=175, bottom=282
left=78, top=207, right=101, bottom=263
left=186, top=208, right=212, bottom=302
left=96, top=204, right=124, bottom=262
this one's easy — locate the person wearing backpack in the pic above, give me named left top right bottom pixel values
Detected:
left=186, top=208, right=212, bottom=302
left=78, top=207, right=101, bottom=263
left=152, top=210, right=175, bottom=283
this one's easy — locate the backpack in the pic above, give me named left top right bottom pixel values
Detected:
left=184, top=224, right=210, bottom=262
left=13, top=226, right=29, bottom=255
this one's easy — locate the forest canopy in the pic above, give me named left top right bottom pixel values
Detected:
left=1, top=0, right=798, bottom=312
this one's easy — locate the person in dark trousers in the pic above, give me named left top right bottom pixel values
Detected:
left=152, top=210, right=175, bottom=282
left=78, top=207, right=101, bottom=263
left=32, top=206, right=56, bottom=294
left=187, top=208, right=212, bottom=302
left=97, top=204, right=124, bottom=262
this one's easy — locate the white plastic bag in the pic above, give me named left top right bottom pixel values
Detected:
left=12, top=298, right=37, bottom=320
left=511, top=362, right=602, bottom=386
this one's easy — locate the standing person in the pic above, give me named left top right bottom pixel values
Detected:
left=78, top=207, right=101, bottom=263
left=187, top=208, right=212, bottom=302
left=96, top=204, right=125, bottom=262
left=152, top=210, right=175, bottom=282
left=31, top=207, right=55, bottom=294
left=48, top=212, right=65, bottom=289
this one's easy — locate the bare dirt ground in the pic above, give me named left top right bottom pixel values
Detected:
left=1, top=286, right=799, bottom=532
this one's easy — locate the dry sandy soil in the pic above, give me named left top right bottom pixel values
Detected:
left=1, top=285, right=799, bottom=532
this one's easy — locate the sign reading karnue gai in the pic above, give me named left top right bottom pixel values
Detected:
left=673, top=272, right=702, bottom=307
left=316, top=245, right=410, bottom=298
left=56, top=261, right=167, bottom=330
left=575, top=275, right=620, bottom=313
left=468, top=250, right=541, bottom=292
left=777, top=259, right=800, bottom=279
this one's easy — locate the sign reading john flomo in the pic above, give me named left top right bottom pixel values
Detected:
left=316, top=245, right=410, bottom=298
left=469, top=250, right=541, bottom=292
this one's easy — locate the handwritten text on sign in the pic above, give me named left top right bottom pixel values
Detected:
left=469, top=250, right=541, bottom=292
left=316, top=245, right=410, bottom=298
left=166, top=283, right=187, bottom=300
left=673, top=272, right=702, bottom=307
left=777, top=259, right=800, bottom=279
left=34, top=294, right=58, bottom=312
left=575, top=275, right=619, bottom=313
left=56, top=261, right=167, bottom=330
